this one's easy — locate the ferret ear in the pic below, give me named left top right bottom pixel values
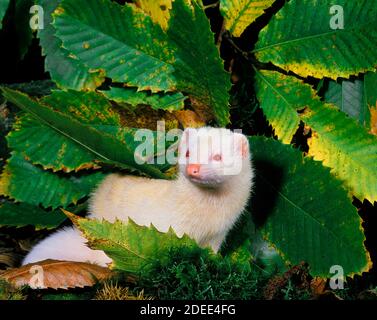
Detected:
left=181, top=128, right=196, bottom=144
left=234, top=133, right=249, bottom=159
left=179, top=128, right=195, bottom=154
left=183, top=127, right=193, bottom=138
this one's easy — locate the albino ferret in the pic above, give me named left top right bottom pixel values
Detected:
left=23, top=127, right=254, bottom=267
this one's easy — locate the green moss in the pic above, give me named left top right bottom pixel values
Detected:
left=41, top=292, right=93, bottom=300
left=131, top=247, right=268, bottom=300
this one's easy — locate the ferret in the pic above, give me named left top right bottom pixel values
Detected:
left=22, top=127, right=253, bottom=267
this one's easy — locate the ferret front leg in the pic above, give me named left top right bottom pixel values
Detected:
left=206, top=233, right=227, bottom=253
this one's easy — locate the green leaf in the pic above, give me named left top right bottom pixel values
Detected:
left=224, top=212, right=288, bottom=275
left=100, top=87, right=186, bottom=111
left=71, top=215, right=201, bottom=274
left=364, top=71, right=377, bottom=135
left=37, top=0, right=104, bottom=90
left=220, top=0, right=275, bottom=37
left=7, top=114, right=98, bottom=172
left=323, top=72, right=377, bottom=131
left=52, top=0, right=230, bottom=125
left=0, top=202, right=66, bottom=230
left=0, top=0, right=10, bottom=28
left=226, top=240, right=253, bottom=272
left=256, top=71, right=377, bottom=203
left=324, top=78, right=369, bottom=127
left=364, top=72, right=377, bottom=111
left=249, top=136, right=370, bottom=277
left=303, top=100, right=377, bottom=203
left=1, top=87, right=167, bottom=179
left=0, top=153, right=104, bottom=209
left=6, top=89, right=118, bottom=173
left=5, top=90, right=114, bottom=172
left=53, top=0, right=175, bottom=92
left=40, top=90, right=121, bottom=125
left=8, top=112, right=173, bottom=174
left=251, top=237, right=288, bottom=275
left=254, top=0, right=377, bottom=79
left=7, top=114, right=172, bottom=173
left=254, top=69, right=306, bottom=144
left=168, top=0, right=231, bottom=126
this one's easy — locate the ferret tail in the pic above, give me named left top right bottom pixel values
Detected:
left=22, top=227, right=112, bottom=267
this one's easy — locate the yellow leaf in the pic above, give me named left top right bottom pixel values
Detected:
left=220, top=0, right=275, bottom=37
left=135, top=0, right=173, bottom=30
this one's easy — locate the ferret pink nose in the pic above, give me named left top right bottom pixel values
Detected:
left=186, top=164, right=201, bottom=178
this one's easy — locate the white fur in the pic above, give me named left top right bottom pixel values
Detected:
left=22, top=128, right=253, bottom=267
left=22, top=227, right=112, bottom=266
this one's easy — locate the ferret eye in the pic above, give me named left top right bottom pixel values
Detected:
left=213, top=154, right=222, bottom=161
left=186, top=150, right=190, bottom=158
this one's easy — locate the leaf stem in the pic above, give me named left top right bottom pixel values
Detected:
left=203, top=1, right=219, bottom=10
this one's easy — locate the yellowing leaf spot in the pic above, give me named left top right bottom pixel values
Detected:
left=68, top=53, right=79, bottom=60
left=0, top=166, right=11, bottom=197
left=324, top=124, right=335, bottom=132
left=54, top=7, right=65, bottom=15
left=57, top=143, right=67, bottom=160
left=369, top=103, right=377, bottom=136
left=75, top=162, right=100, bottom=172
left=83, top=43, right=90, bottom=49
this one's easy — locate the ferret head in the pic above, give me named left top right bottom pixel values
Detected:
left=178, top=127, right=250, bottom=188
